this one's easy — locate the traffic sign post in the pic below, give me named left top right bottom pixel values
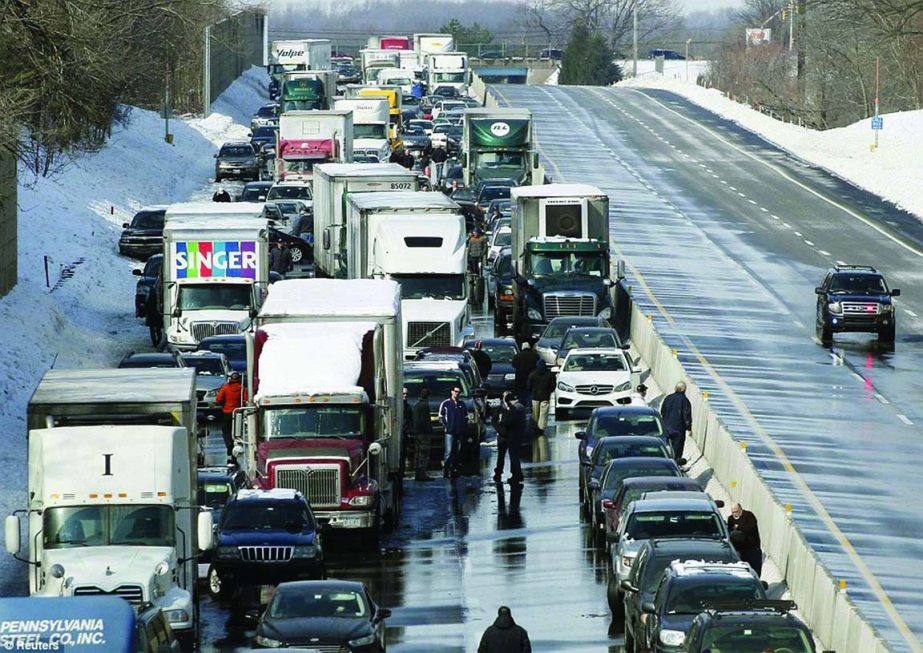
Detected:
left=871, top=116, right=883, bottom=130
left=872, top=57, right=881, bottom=151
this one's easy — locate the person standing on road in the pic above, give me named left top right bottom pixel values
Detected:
left=728, top=503, right=763, bottom=577
left=526, top=359, right=555, bottom=437
left=478, top=606, right=531, bottom=653
left=630, top=383, right=648, bottom=406
left=470, top=341, right=492, bottom=380
left=212, top=188, right=231, bottom=202
left=467, top=228, right=487, bottom=276
left=512, top=341, right=538, bottom=406
left=438, top=386, right=468, bottom=478
left=660, top=381, right=692, bottom=461
left=494, top=392, right=526, bottom=484
left=430, top=144, right=448, bottom=185
left=269, top=241, right=292, bottom=276
left=412, top=388, right=434, bottom=481
left=216, top=372, right=248, bottom=461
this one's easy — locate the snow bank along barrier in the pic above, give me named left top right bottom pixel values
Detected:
left=628, top=303, right=893, bottom=653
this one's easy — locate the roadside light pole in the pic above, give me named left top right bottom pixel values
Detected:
left=685, top=38, right=692, bottom=80
left=632, top=0, right=638, bottom=77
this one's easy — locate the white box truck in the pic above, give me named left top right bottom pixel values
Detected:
left=162, top=204, right=269, bottom=351
left=359, top=49, right=400, bottom=84
left=276, top=110, right=353, bottom=181
left=312, top=163, right=418, bottom=279
left=268, top=39, right=332, bottom=99
left=235, top=279, right=403, bottom=541
left=344, top=191, right=472, bottom=355
left=426, top=52, right=469, bottom=92
left=376, top=68, right=416, bottom=96
left=333, top=97, right=392, bottom=163
left=413, top=33, right=455, bottom=67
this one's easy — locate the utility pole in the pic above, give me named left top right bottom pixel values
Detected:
left=788, top=0, right=794, bottom=51
left=685, top=38, right=691, bottom=80
left=632, top=0, right=638, bottom=77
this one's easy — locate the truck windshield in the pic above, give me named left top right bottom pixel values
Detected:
left=353, top=124, right=388, bottom=139
left=262, top=406, right=367, bottom=441
left=282, top=100, right=324, bottom=111
left=283, top=159, right=323, bottom=175
left=434, top=72, right=465, bottom=83
left=392, top=274, right=466, bottom=300
left=476, top=151, right=525, bottom=174
left=529, top=251, right=606, bottom=277
left=44, top=505, right=175, bottom=549
left=178, top=284, right=252, bottom=311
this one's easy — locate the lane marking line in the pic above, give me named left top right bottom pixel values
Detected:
left=905, top=309, right=918, bottom=317
left=898, top=414, right=913, bottom=425
left=875, top=394, right=889, bottom=404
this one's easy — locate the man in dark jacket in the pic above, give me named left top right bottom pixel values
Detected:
left=526, top=359, right=555, bottom=436
left=269, top=241, right=292, bottom=276
left=212, top=188, right=231, bottom=202
left=494, top=392, right=526, bottom=484
left=660, top=381, right=692, bottom=461
left=412, top=388, right=434, bottom=481
left=478, top=606, right=531, bottom=653
left=728, top=503, right=762, bottom=576
left=430, top=144, right=448, bottom=184
left=470, top=341, right=492, bottom=380
left=438, top=386, right=468, bottom=478
left=511, top=342, right=538, bottom=405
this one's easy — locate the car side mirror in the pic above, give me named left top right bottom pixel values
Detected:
left=588, top=478, right=600, bottom=490
left=213, top=153, right=217, bottom=158
left=375, top=608, right=392, bottom=621
left=641, top=601, right=656, bottom=614
left=892, top=288, right=901, bottom=297
left=761, top=580, right=770, bottom=590
left=132, top=269, right=142, bottom=276
left=575, top=430, right=586, bottom=440
left=247, top=132, right=252, bottom=137
left=714, top=499, right=725, bottom=508
left=550, top=366, right=560, bottom=373
left=606, top=531, right=620, bottom=543
left=620, top=579, right=638, bottom=593
left=814, top=286, right=824, bottom=294
left=122, top=222, right=129, bottom=228
left=602, top=499, right=614, bottom=510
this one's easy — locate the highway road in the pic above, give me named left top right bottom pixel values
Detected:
left=491, top=83, right=923, bottom=653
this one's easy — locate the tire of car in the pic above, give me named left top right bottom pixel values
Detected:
left=289, top=245, right=303, bottom=264
left=607, top=574, right=623, bottom=616
left=555, top=407, right=567, bottom=421
left=879, top=323, right=896, bottom=342
left=817, top=321, right=832, bottom=344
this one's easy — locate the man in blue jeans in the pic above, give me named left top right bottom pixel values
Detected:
left=438, top=386, right=468, bottom=478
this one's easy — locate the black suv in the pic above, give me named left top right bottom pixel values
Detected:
left=815, top=265, right=899, bottom=343
left=683, top=599, right=829, bottom=653
left=133, top=254, right=163, bottom=318
left=119, top=206, right=166, bottom=259
left=214, top=141, right=259, bottom=181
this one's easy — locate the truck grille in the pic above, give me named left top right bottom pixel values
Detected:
left=239, top=546, right=293, bottom=562
left=276, top=465, right=340, bottom=508
left=543, top=292, right=597, bottom=319
left=407, top=321, right=451, bottom=348
left=575, top=384, right=615, bottom=395
left=191, top=321, right=240, bottom=341
left=842, top=302, right=880, bottom=317
left=73, top=584, right=143, bottom=605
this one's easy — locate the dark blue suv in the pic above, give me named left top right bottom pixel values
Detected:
left=815, top=265, right=899, bottom=344
left=208, top=489, right=324, bottom=600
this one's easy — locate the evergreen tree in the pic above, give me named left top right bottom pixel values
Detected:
left=560, top=22, right=623, bottom=86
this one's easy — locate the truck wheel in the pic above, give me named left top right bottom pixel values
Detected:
left=607, top=574, right=623, bottom=617
left=879, top=323, right=896, bottom=343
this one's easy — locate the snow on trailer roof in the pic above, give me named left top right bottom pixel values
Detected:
left=260, top=279, right=401, bottom=319
left=257, top=322, right=375, bottom=399
left=511, top=184, right=605, bottom=199
left=315, top=163, right=416, bottom=178
left=30, top=369, right=196, bottom=406
left=347, top=191, right=460, bottom=212
left=165, top=202, right=265, bottom=218
left=162, top=215, right=268, bottom=234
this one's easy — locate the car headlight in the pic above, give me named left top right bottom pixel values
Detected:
left=348, top=634, right=377, bottom=647
left=348, top=495, right=373, bottom=507
left=215, top=546, right=237, bottom=559
left=292, top=545, right=318, bottom=558
left=597, top=306, right=612, bottom=319
left=504, top=373, right=516, bottom=381
left=254, top=634, right=284, bottom=648
left=659, top=629, right=686, bottom=646
left=615, top=381, right=631, bottom=392
left=204, top=388, right=217, bottom=398
left=527, top=307, right=542, bottom=320
left=557, top=381, right=574, bottom=392
left=622, top=555, right=634, bottom=568
left=827, top=301, right=842, bottom=314
left=881, top=303, right=893, bottom=313
left=163, top=609, right=189, bottom=624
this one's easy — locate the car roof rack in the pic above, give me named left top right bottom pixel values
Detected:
left=702, top=599, right=797, bottom=614
left=833, top=264, right=877, bottom=272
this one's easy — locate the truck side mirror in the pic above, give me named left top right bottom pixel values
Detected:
left=171, top=307, right=182, bottom=318
left=197, top=511, right=214, bottom=552
left=532, top=152, right=539, bottom=168
left=460, top=153, right=467, bottom=168
left=368, top=442, right=383, bottom=456
left=248, top=307, right=258, bottom=319
left=4, top=516, right=20, bottom=555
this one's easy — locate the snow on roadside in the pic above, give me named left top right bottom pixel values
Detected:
left=0, top=66, right=268, bottom=594
left=618, top=72, right=923, bottom=220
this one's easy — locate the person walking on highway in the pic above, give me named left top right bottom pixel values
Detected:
left=494, top=392, right=526, bottom=484
left=212, top=188, right=231, bottom=202
left=430, top=144, right=448, bottom=185
left=269, top=241, right=292, bottom=276
left=512, top=341, right=538, bottom=406
left=412, top=388, right=434, bottom=481
left=478, top=606, right=532, bottom=653
left=728, top=503, right=763, bottom=577
left=467, top=228, right=487, bottom=275
left=291, top=209, right=313, bottom=241
left=411, top=80, right=425, bottom=98
left=401, top=149, right=415, bottom=170
left=216, top=372, right=248, bottom=461
left=630, top=383, right=648, bottom=406
left=438, top=386, right=468, bottom=478
left=526, top=359, right=555, bottom=436
left=470, top=340, right=492, bottom=379
left=660, top=381, right=692, bottom=461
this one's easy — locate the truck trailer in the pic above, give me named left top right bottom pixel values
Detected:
left=268, top=39, right=332, bottom=99
left=333, top=97, right=392, bottom=163
left=413, top=33, right=455, bottom=68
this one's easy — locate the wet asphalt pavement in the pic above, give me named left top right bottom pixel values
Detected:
left=489, top=84, right=923, bottom=653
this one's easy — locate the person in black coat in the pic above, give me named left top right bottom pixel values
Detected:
left=269, top=242, right=292, bottom=276
left=728, top=503, right=763, bottom=576
left=212, top=188, right=231, bottom=202
left=494, top=392, right=526, bottom=484
left=526, top=359, right=555, bottom=436
left=470, top=341, right=492, bottom=379
left=511, top=342, right=538, bottom=405
left=478, top=606, right=531, bottom=653
left=660, top=381, right=692, bottom=461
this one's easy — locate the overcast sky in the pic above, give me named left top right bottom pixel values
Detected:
left=679, top=0, right=744, bottom=10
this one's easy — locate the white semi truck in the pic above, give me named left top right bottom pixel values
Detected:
left=333, top=97, right=392, bottom=163
left=344, top=191, right=472, bottom=356
left=359, top=49, right=400, bottom=84
left=276, top=110, right=353, bottom=181
left=426, top=52, right=468, bottom=92
left=312, top=163, right=418, bottom=279
left=268, top=39, right=332, bottom=99
left=376, top=68, right=417, bottom=96
left=413, top=33, right=455, bottom=67
left=162, top=205, right=269, bottom=351
left=237, top=279, right=404, bottom=541
left=6, top=369, right=212, bottom=646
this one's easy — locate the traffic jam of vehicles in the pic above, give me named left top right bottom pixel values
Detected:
left=2, top=29, right=839, bottom=653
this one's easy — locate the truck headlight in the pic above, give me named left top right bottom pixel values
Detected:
left=557, top=381, right=574, bottom=392
left=615, top=381, right=631, bottom=392
left=827, top=301, right=842, bottom=314
left=597, top=306, right=612, bottom=319
left=659, top=629, right=685, bottom=646
left=527, top=307, right=542, bottom=320
left=163, top=609, right=189, bottom=624
left=504, top=373, right=516, bottom=381
left=292, top=545, right=318, bottom=558
left=348, top=495, right=373, bottom=507
left=215, top=546, right=237, bottom=559
left=348, top=634, right=377, bottom=647
left=255, top=634, right=284, bottom=648
left=881, top=303, right=893, bottom=313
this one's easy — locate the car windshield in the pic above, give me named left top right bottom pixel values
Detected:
left=354, top=124, right=388, bottom=139
left=433, top=124, right=452, bottom=134
left=178, top=284, right=251, bottom=311
left=829, top=274, right=888, bottom=294
left=182, top=357, right=225, bottom=375
left=495, top=255, right=512, bottom=278
left=477, top=343, right=517, bottom=363
left=392, top=274, right=465, bottom=300
left=252, top=127, right=276, bottom=138
left=131, top=210, right=164, bottom=229
left=241, top=185, right=270, bottom=202
left=621, top=482, right=691, bottom=507
left=596, top=413, right=664, bottom=437
left=529, top=251, right=606, bottom=277
left=479, top=186, right=511, bottom=203
left=197, top=482, right=233, bottom=511
left=267, top=185, right=312, bottom=200
left=257, top=106, right=279, bottom=118
left=404, top=373, right=469, bottom=398
left=143, top=257, right=162, bottom=276
left=602, top=464, right=678, bottom=489
left=222, top=501, right=310, bottom=531
left=262, top=406, right=367, bottom=441
left=595, top=441, right=667, bottom=465
left=44, top=505, right=175, bottom=548
left=493, top=231, right=511, bottom=247
left=220, top=146, right=253, bottom=157
left=665, top=580, right=762, bottom=614
left=201, top=340, right=245, bottom=360
left=625, top=511, right=724, bottom=540
left=542, top=320, right=594, bottom=339
left=119, top=356, right=178, bottom=369
left=564, top=352, right=627, bottom=372
left=562, top=330, right=619, bottom=350
left=700, top=625, right=813, bottom=653
left=270, top=589, right=368, bottom=619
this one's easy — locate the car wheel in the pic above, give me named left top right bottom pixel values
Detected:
left=607, top=574, right=623, bottom=616
left=554, top=407, right=567, bottom=421
left=289, top=245, right=304, bottom=264
left=817, top=322, right=832, bottom=344
left=879, top=323, right=896, bottom=343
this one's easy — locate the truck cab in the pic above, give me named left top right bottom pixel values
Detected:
left=276, top=110, right=354, bottom=182
left=280, top=71, right=337, bottom=112
left=334, top=97, right=392, bottom=164
left=462, top=108, right=542, bottom=187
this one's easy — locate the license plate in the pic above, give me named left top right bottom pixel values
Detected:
left=230, top=169, right=241, bottom=175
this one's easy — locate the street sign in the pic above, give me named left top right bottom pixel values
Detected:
left=871, top=116, right=883, bottom=130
